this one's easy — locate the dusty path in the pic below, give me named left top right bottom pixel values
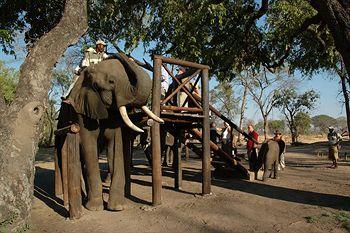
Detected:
left=31, top=141, right=350, bottom=233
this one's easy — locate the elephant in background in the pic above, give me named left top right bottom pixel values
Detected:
left=255, top=140, right=280, bottom=181
left=57, top=53, right=163, bottom=211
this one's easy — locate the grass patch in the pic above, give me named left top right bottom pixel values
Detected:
left=321, top=212, right=332, bottom=217
left=335, top=212, right=350, bottom=222
left=342, top=222, right=350, bottom=233
left=305, top=216, right=319, bottom=223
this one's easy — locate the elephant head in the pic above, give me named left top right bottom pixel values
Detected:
left=69, top=53, right=163, bottom=132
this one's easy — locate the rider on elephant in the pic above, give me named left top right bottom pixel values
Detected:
left=62, top=39, right=110, bottom=100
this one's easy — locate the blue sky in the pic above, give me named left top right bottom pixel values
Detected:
left=1, top=40, right=346, bottom=123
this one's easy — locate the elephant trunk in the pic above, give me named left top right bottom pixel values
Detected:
left=115, top=53, right=164, bottom=132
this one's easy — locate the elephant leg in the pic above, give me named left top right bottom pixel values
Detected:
left=273, top=161, right=279, bottom=179
left=262, top=161, right=272, bottom=182
left=79, top=125, right=103, bottom=211
left=104, top=129, right=115, bottom=183
left=108, top=127, right=127, bottom=211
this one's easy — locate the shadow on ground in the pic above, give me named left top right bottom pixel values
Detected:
left=34, top=145, right=350, bottom=218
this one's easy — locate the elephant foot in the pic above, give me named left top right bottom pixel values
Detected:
left=85, top=197, right=103, bottom=211
left=107, top=196, right=128, bottom=211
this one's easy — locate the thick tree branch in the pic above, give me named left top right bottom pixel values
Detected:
left=12, top=0, right=88, bottom=109
left=263, top=13, right=321, bottom=69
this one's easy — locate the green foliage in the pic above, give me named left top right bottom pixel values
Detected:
left=0, top=0, right=65, bottom=53
left=0, top=0, right=343, bottom=81
left=343, top=222, right=350, bottom=233
left=0, top=61, right=18, bottom=103
left=305, top=215, right=319, bottom=223
left=335, top=212, right=350, bottom=222
left=312, top=114, right=337, bottom=134
left=266, top=0, right=338, bottom=75
left=295, top=111, right=311, bottom=136
left=274, top=88, right=319, bottom=142
left=268, top=120, right=285, bottom=133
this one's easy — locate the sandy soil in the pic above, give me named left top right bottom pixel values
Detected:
left=30, top=140, right=350, bottom=233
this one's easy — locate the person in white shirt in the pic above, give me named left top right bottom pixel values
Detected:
left=160, top=66, right=169, bottom=98
left=221, top=122, right=232, bottom=155
left=62, top=39, right=109, bottom=100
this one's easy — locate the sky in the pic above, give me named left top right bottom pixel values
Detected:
left=0, top=39, right=346, bottom=124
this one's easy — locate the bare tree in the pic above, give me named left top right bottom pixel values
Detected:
left=237, top=84, right=248, bottom=144
left=239, top=68, right=283, bottom=140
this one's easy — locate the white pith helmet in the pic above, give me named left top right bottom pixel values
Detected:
left=96, top=39, right=106, bottom=46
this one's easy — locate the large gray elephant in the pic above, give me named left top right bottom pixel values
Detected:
left=255, top=140, right=280, bottom=181
left=57, top=53, right=163, bottom=211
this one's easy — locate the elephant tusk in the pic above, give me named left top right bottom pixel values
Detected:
left=141, top=106, right=164, bottom=123
left=119, top=106, right=144, bottom=133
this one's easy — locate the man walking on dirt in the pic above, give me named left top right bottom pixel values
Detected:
left=247, top=124, right=259, bottom=170
left=327, top=126, right=342, bottom=168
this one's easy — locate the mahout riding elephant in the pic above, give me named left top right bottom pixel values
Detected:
left=255, top=140, right=280, bottom=181
left=57, top=53, right=163, bottom=211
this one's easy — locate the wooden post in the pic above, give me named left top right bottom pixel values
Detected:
left=151, top=56, right=162, bottom=205
left=67, top=133, right=82, bottom=219
left=54, top=147, right=63, bottom=197
left=185, top=144, right=190, bottom=161
left=173, top=130, right=182, bottom=190
left=201, top=68, right=211, bottom=195
left=61, top=138, right=69, bottom=206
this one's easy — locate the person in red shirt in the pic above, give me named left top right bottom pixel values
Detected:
left=247, top=124, right=259, bottom=170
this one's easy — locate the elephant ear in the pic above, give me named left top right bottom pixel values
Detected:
left=69, top=68, right=109, bottom=119
left=116, top=52, right=152, bottom=106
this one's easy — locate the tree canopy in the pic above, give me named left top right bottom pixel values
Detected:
left=274, top=88, right=319, bottom=143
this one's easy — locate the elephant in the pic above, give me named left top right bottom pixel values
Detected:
left=255, top=139, right=280, bottom=181
left=56, top=53, right=163, bottom=211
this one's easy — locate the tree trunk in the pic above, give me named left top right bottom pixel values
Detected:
left=237, top=85, right=248, bottom=144
left=0, top=0, right=87, bottom=231
left=340, top=75, right=350, bottom=138
left=290, top=120, right=297, bottom=144
left=310, top=1, right=350, bottom=78
left=263, top=116, right=268, bottom=140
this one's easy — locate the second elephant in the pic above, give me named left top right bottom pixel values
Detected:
left=255, top=140, right=280, bottom=181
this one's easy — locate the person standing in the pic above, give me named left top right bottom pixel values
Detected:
left=221, top=122, right=232, bottom=155
left=247, top=124, right=259, bottom=170
left=210, top=122, right=220, bottom=144
left=160, top=66, right=169, bottom=98
left=327, top=126, right=342, bottom=168
left=177, top=66, right=189, bottom=107
left=273, top=130, right=286, bottom=170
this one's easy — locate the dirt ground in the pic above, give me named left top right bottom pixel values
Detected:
left=31, top=140, right=350, bottom=233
